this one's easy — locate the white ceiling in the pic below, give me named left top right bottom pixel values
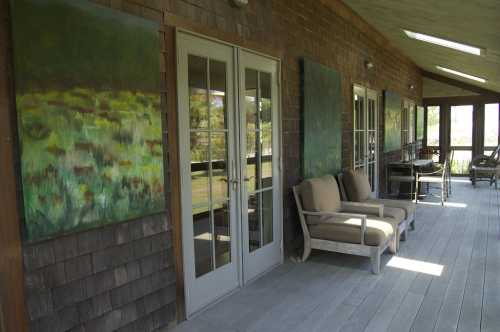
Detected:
left=342, top=0, right=500, bottom=94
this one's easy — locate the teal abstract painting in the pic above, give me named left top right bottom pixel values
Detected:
left=301, top=59, right=343, bottom=179
left=384, top=90, right=402, bottom=152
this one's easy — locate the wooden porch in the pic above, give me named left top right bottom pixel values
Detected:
left=171, top=179, right=499, bottom=332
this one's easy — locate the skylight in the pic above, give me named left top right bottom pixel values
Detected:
left=403, top=30, right=482, bottom=56
left=436, top=66, right=487, bottom=83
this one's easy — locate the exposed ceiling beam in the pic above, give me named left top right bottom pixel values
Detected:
left=422, top=70, right=500, bottom=98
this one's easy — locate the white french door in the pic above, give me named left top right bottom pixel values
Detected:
left=353, top=85, right=379, bottom=196
left=177, top=31, right=282, bottom=317
left=239, top=50, right=282, bottom=283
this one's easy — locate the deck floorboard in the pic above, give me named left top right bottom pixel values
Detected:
left=170, top=180, right=498, bottom=332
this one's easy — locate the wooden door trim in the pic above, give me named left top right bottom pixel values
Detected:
left=164, top=25, right=186, bottom=322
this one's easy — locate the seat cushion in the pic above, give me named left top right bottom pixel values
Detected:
left=343, top=169, right=372, bottom=202
left=308, top=216, right=393, bottom=246
left=418, top=176, right=443, bottom=183
left=366, top=198, right=416, bottom=219
left=300, top=175, right=342, bottom=213
left=382, top=206, right=406, bottom=222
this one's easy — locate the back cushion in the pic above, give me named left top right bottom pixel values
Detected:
left=343, top=169, right=371, bottom=202
left=300, top=175, right=341, bottom=212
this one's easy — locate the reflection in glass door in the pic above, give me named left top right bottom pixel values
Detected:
left=177, top=32, right=238, bottom=316
left=353, top=85, right=378, bottom=195
left=240, top=50, right=281, bottom=283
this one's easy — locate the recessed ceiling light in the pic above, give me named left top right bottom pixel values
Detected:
left=436, top=66, right=487, bottom=83
left=404, top=29, right=482, bottom=56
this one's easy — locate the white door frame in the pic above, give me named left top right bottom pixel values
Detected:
left=177, top=31, right=240, bottom=317
left=176, top=29, right=283, bottom=317
left=238, top=49, right=283, bottom=284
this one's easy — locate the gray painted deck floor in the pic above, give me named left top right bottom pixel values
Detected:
left=169, top=179, right=500, bottom=332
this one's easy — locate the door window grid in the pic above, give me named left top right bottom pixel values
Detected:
left=188, top=55, right=231, bottom=277
left=354, top=87, right=378, bottom=193
left=354, top=92, right=366, bottom=169
left=245, top=69, right=274, bottom=252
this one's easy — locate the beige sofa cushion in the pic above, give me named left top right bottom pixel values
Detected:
left=343, top=169, right=371, bottom=202
left=366, top=198, right=416, bottom=219
left=308, top=216, right=393, bottom=246
left=382, top=206, right=406, bottom=223
left=300, top=175, right=342, bottom=213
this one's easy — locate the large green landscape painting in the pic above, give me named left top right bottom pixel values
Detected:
left=11, top=0, right=165, bottom=241
left=384, top=90, right=402, bottom=152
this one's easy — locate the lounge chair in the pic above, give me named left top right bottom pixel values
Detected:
left=293, top=175, right=401, bottom=274
left=338, top=170, right=415, bottom=247
left=469, top=145, right=500, bottom=188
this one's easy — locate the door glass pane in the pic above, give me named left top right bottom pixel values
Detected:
left=191, top=132, right=209, bottom=211
left=451, top=105, right=473, bottom=146
left=368, top=99, right=375, bottom=130
left=246, top=69, right=258, bottom=193
left=248, top=193, right=260, bottom=252
left=260, top=72, right=272, bottom=129
left=484, top=103, right=499, bottom=148
left=188, top=55, right=208, bottom=129
left=408, top=106, right=415, bottom=143
left=368, top=163, right=375, bottom=190
left=211, top=132, right=228, bottom=203
left=193, top=208, right=213, bottom=277
left=355, top=131, right=364, bottom=165
left=261, top=129, right=273, bottom=188
left=426, top=106, right=440, bottom=146
left=189, top=55, right=231, bottom=278
left=245, top=69, right=258, bottom=129
left=355, top=95, right=364, bottom=130
left=209, top=60, right=227, bottom=130
left=246, top=130, right=257, bottom=192
left=214, top=202, right=230, bottom=268
left=368, top=131, right=376, bottom=162
left=354, top=93, right=365, bottom=167
left=262, top=189, right=273, bottom=245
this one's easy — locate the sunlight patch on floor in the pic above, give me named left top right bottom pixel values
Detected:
left=386, top=256, right=444, bottom=276
left=416, top=201, right=467, bottom=208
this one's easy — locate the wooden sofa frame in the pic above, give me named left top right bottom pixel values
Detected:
left=293, top=185, right=395, bottom=274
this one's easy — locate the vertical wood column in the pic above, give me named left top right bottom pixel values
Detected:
left=473, top=103, right=484, bottom=158
left=0, top=1, right=29, bottom=331
left=164, top=25, right=186, bottom=322
left=440, top=103, right=450, bottom=163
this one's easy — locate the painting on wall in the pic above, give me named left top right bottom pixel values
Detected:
left=11, top=0, right=165, bottom=241
left=301, top=58, right=343, bottom=178
left=416, top=106, right=425, bottom=140
left=384, top=90, right=402, bottom=152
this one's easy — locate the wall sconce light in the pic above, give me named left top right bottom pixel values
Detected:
left=365, top=61, right=374, bottom=70
left=232, top=0, right=248, bottom=8
left=408, top=84, right=415, bottom=90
